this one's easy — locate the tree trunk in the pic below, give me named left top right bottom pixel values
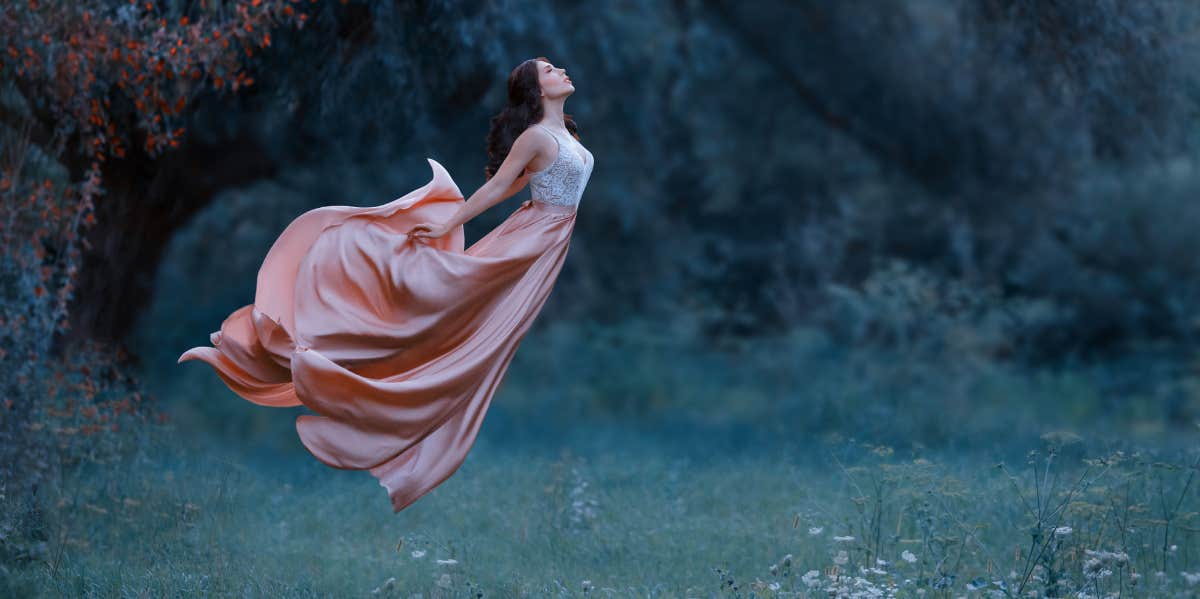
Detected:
left=52, top=130, right=278, bottom=357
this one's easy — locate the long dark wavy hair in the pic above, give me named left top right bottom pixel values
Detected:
left=484, top=56, right=579, bottom=181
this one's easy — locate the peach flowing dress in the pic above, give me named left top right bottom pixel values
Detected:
left=178, top=124, right=593, bottom=512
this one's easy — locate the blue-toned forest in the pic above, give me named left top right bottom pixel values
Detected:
left=3, top=1, right=1200, bottom=597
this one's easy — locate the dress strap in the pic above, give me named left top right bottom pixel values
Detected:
left=536, top=123, right=564, bottom=143
left=535, top=123, right=584, bottom=164
left=529, top=124, right=561, bottom=176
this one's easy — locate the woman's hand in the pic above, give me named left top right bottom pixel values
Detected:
left=407, top=222, right=451, bottom=241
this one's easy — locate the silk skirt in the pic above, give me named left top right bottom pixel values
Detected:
left=177, top=158, right=577, bottom=512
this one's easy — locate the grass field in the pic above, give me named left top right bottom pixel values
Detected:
left=4, top=323, right=1200, bottom=597
left=4, top=417, right=1198, bottom=597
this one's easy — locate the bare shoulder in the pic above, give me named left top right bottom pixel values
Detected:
left=517, top=124, right=555, bottom=148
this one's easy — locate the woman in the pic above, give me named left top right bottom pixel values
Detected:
left=177, top=57, right=593, bottom=513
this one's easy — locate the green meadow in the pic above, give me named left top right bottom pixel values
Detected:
left=4, top=321, right=1198, bottom=598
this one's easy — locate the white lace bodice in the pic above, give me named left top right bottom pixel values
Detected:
left=528, top=124, right=593, bottom=209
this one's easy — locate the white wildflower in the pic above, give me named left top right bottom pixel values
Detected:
left=808, top=526, right=824, bottom=536
left=410, top=549, right=426, bottom=559
left=768, top=582, right=781, bottom=591
left=834, top=550, right=849, bottom=565
left=1053, top=526, right=1072, bottom=536
left=1183, top=572, right=1200, bottom=586
left=370, top=577, right=396, bottom=595
left=1084, top=549, right=1130, bottom=566
left=901, top=550, right=918, bottom=563
left=833, top=535, right=856, bottom=542
left=801, top=570, right=822, bottom=588
left=436, top=558, right=458, bottom=566
left=435, top=573, right=452, bottom=588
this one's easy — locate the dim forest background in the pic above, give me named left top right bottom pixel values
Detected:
left=4, top=1, right=1200, bottom=596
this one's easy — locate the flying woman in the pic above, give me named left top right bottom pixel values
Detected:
left=178, top=57, right=593, bottom=513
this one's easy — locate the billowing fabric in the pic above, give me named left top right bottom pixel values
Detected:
left=178, top=146, right=590, bottom=512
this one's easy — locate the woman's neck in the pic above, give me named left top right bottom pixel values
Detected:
left=540, top=100, right=567, bottom=130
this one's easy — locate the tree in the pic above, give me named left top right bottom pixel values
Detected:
left=0, top=0, right=310, bottom=535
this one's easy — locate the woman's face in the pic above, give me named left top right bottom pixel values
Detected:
left=536, top=60, right=573, bottom=99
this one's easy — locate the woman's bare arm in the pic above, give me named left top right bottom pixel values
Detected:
left=438, top=131, right=548, bottom=230
left=496, top=171, right=532, bottom=202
